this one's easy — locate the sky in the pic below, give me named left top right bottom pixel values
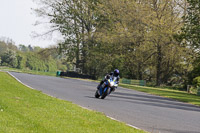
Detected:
left=0, top=0, right=61, bottom=48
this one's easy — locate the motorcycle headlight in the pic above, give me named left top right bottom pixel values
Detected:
left=110, top=82, right=114, bottom=86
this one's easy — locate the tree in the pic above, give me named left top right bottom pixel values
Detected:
left=0, top=39, right=17, bottom=55
left=0, top=41, right=7, bottom=55
left=93, top=0, right=187, bottom=85
left=141, top=0, right=187, bottom=86
left=34, top=0, right=98, bottom=73
left=28, top=45, right=34, bottom=51
left=34, top=0, right=192, bottom=85
left=91, top=0, right=150, bottom=78
left=16, top=52, right=27, bottom=69
left=177, top=0, right=200, bottom=86
left=1, top=50, right=18, bottom=68
left=182, top=0, right=200, bottom=49
left=19, top=44, right=29, bottom=52
left=26, top=52, right=47, bottom=71
left=33, top=46, right=42, bottom=52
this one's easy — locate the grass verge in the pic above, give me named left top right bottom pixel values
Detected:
left=0, top=72, right=145, bottom=133
left=0, top=66, right=56, bottom=77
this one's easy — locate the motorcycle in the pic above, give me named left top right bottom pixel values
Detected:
left=95, top=77, right=118, bottom=99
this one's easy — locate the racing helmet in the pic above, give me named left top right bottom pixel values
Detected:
left=114, top=69, right=119, bottom=76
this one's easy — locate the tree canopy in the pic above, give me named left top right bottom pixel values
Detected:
left=1, top=0, right=198, bottom=88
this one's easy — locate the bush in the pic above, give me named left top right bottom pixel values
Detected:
left=46, top=57, right=57, bottom=72
left=56, top=60, right=67, bottom=71
left=193, top=76, right=200, bottom=87
left=25, top=52, right=58, bottom=72
left=16, top=53, right=27, bottom=69
left=190, top=86, right=198, bottom=94
left=26, top=52, right=47, bottom=71
left=1, top=50, right=18, bottom=68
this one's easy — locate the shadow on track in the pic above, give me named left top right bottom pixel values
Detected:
left=110, top=92, right=200, bottom=112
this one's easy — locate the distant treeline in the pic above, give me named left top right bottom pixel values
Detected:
left=0, top=39, right=68, bottom=72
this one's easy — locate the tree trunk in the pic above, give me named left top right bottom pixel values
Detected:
left=74, top=18, right=80, bottom=69
left=138, top=62, right=143, bottom=80
left=156, top=44, right=162, bottom=86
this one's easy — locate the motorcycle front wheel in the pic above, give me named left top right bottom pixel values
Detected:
left=101, top=88, right=108, bottom=99
left=95, top=90, right=100, bottom=98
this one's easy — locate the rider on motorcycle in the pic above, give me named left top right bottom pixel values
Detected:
left=97, top=69, right=120, bottom=92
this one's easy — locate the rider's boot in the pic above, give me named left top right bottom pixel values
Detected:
left=97, top=84, right=100, bottom=90
left=97, top=81, right=104, bottom=90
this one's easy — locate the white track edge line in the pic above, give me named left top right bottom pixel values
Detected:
left=79, top=106, right=142, bottom=131
left=106, top=116, right=141, bottom=130
left=7, top=71, right=55, bottom=98
left=7, top=71, right=35, bottom=90
left=7, top=71, right=143, bottom=131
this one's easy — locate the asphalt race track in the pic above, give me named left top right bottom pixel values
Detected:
left=9, top=72, right=200, bottom=133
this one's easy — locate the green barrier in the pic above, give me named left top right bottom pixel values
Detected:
left=122, top=79, right=131, bottom=84
left=121, top=78, right=146, bottom=86
left=131, top=80, right=140, bottom=85
left=139, top=80, right=146, bottom=86
left=56, top=71, right=61, bottom=76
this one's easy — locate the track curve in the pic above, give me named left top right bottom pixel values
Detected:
left=9, top=72, right=200, bottom=133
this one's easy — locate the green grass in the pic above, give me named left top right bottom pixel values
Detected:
left=0, top=72, right=145, bottom=133
left=0, top=66, right=56, bottom=77
left=120, top=84, right=200, bottom=106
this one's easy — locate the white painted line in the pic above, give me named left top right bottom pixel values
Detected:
left=79, top=105, right=93, bottom=111
left=79, top=106, right=142, bottom=131
left=78, top=105, right=143, bottom=131
left=126, top=124, right=141, bottom=130
left=107, top=116, right=142, bottom=130
left=107, top=116, right=118, bottom=121
left=7, top=71, right=56, bottom=98
left=7, top=71, right=35, bottom=90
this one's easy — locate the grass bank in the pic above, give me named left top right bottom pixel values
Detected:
left=0, top=66, right=56, bottom=76
left=0, top=72, right=145, bottom=133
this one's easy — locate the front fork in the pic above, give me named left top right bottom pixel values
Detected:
left=99, top=81, right=109, bottom=96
